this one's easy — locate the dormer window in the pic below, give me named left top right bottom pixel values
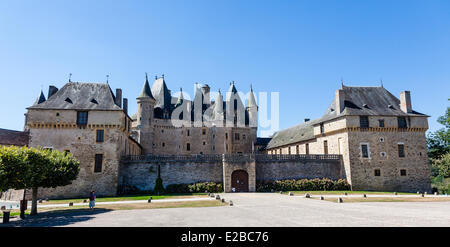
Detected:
left=65, top=98, right=73, bottom=104
left=91, top=99, right=98, bottom=104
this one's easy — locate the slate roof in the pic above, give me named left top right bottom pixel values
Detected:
left=0, top=128, right=29, bottom=146
left=138, top=74, right=155, bottom=99
left=28, top=82, right=122, bottom=111
left=266, top=85, right=428, bottom=149
left=151, top=77, right=172, bottom=109
left=34, top=91, right=46, bottom=105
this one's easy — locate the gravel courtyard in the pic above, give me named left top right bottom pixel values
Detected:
left=3, top=193, right=450, bottom=227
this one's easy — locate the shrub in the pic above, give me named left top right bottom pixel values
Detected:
left=256, top=178, right=350, bottom=192
left=153, top=177, right=165, bottom=195
left=165, top=182, right=223, bottom=194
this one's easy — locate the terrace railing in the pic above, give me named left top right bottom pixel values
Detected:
left=121, top=153, right=341, bottom=163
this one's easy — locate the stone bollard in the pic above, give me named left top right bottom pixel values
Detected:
left=216, top=195, right=220, bottom=200
left=320, top=196, right=324, bottom=200
left=208, top=193, right=211, bottom=197
left=2, top=210, right=10, bottom=224
left=221, top=198, right=225, bottom=203
left=394, top=192, right=398, bottom=196
left=83, top=199, right=87, bottom=203
left=279, top=191, right=283, bottom=194
left=210, top=193, right=215, bottom=198
left=229, top=200, right=233, bottom=206
left=148, top=197, right=152, bottom=203
left=69, top=202, right=74, bottom=207
left=363, top=194, right=367, bottom=198
left=421, top=193, right=424, bottom=197
left=305, top=193, right=310, bottom=198
left=344, top=192, right=348, bottom=196
left=38, top=199, right=43, bottom=203
left=337, top=197, right=343, bottom=203
left=288, top=192, right=293, bottom=196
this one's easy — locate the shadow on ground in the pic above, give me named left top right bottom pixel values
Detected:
left=1, top=208, right=112, bottom=227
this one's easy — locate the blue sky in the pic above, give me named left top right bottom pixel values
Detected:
left=0, top=0, right=449, bottom=137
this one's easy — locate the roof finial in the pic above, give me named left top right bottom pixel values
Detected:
left=145, top=72, right=149, bottom=82
left=69, top=73, right=72, bottom=82
left=155, top=75, right=158, bottom=80
left=250, top=83, right=253, bottom=91
left=340, top=77, right=344, bottom=89
left=106, top=74, right=109, bottom=84
left=180, top=87, right=182, bottom=92
left=162, top=74, right=165, bottom=79
left=380, top=78, right=383, bottom=88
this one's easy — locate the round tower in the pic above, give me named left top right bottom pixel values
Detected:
left=136, top=73, right=156, bottom=154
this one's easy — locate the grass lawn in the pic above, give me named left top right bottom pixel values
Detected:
left=40, top=193, right=208, bottom=205
left=2, top=198, right=225, bottom=217
left=0, top=211, right=30, bottom=218
left=316, top=197, right=450, bottom=203
left=281, top=191, right=416, bottom=195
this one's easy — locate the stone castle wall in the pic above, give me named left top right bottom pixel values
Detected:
left=119, top=155, right=342, bottom=193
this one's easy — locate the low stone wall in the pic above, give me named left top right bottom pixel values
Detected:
left=256, top=160, right=342, bottom=181
left=119, top=154, right=343, bottom=193
left=119, top=161, right=224, bottom=192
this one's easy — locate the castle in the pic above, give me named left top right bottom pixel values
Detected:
left=0, top=75, right=431, bottom=200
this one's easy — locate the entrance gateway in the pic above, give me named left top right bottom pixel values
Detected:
left=231, top=170, right=249, bottom=192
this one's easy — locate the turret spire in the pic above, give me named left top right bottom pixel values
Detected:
left=138, top=73, right=155, bottom=99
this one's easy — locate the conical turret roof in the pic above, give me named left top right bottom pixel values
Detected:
left=34, top=90, right=46, bottom=105
left=247, top=85, right=257, bottom=108
left=138, top=73, right=155, bottom=99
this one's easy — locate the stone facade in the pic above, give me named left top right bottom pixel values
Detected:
left=266, top=85, right=431, bottom=193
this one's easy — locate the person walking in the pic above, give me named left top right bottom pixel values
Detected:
left=89, top=190, right=96, bottom=210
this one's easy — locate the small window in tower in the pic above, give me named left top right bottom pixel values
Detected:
left=398, top=143, right=405, bottom=157
left=56, top=112, right=60, bottom=117
left=305, top=143, right=310, bottom=155
left=94, top=154, right=103, bottom=173
left=360, top=116, right=369, bottom=128
left=379, top=137, right=385, bottom=142
left=225, top=133, right=228, bottom=139
left=243, top=134, right=246, bottom=140
left=320, top=123, right=324, bottom=134
left=235, top=133, right=240, bottom=140
left=379, top=119, right=385, bottom=128
left=202, top=129, right=206, bottom=135
left=187, top=130, right=190, bottom=136
left=96, top=129, right=104, bottom=143
left=203, top=141, right=206, bottom=145
left=360, top=143, right=369, bottom=158
left=374, top=169, right=381, bottom=176
left=400, top=169, right=407, bottom=176
left=398, top=117, right=407, bottom=128
left=296, top=145, right=299, bottom=154
left=288, top=147, right=291, bottom=155
left=186, top=143, right=191, bottom=151
left=162, top=143, right=165, bottom=147
left=324, top=140, right=328, bottom=155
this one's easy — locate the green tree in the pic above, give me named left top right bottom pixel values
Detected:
left=0, top=146, right=80, bottom=215
left=427, top=104, right=450, bottom=159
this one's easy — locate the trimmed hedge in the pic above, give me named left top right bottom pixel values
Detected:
left=256, top=178, right=350, bottom=192
left=165, top=182, right=223, bottom=194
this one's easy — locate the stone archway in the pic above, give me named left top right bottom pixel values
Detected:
left=231, top=170, right=249, bottom=192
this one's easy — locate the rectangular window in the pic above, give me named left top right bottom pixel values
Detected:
left=186, top=143, right=191, bottom=151
left=378, top=119, right=385, bottom=128
left=225, top=133, right=228, bottom=139
left=374, top=169, right=381, bottom=176
left=202, top=129, right=206, bottom=135
left=320, top=123, right=324, bottom=134
left=305, top=143, right=309, bottom=155
left=94, top=154, right=103, bottom=173
left=296, top=145, right=299, bottom=154
left=187, top=130, right=190, bottom=136
left=288, top=147, right=291, bottom=155
left=96, top=129, right=104, bottom=143
left=360, top=116, right=369, bottom=128
left=235, top=133, right=240, bottom=140
left=279, top=149, right=282, bottom=154
left=398, top=143, right=405, bottom=157
left=398, top=117, right=407, bottom=128
left=361, top=143, right=369, bottom=158
left=323, top=140, right=328, bottom=155
left=400, top=169, right=407, bottom=176
left=77, top=111, right=88, bottom=126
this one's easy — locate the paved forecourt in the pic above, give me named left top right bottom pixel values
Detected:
left=5, top=193, right=449, bottom=227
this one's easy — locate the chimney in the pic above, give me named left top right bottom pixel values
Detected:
left=115, top=88, right=122, bottom=108
left=400, top=91, right=412, bottom=113
left=335, top=89, right=345, bottom=114
left=48, top=85, right=59, bottom=99
left=123, top=98, right=128, bottom=115
left=304, top=118, right=310, bottom=122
